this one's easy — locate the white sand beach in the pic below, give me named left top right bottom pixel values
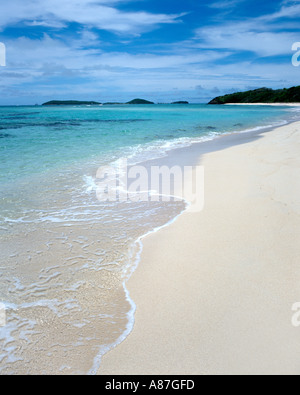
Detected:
left=225, top=103, right=300, bottom=106
left=98, top=121, right=300, bottom=375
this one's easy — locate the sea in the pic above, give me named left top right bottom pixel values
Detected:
left=0, top=103, right=299, bottom=374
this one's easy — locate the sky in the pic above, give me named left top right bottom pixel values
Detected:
left=0, top=0, right=299, bottom=104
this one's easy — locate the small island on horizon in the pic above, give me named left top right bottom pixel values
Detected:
left=42, top=98, right=156, bottom=106
left=42, top=100, right=101, bottom=106
left=126, top=98, right=154, bottom=105
left=209, top=86, right=300, bottom=104
left=41, top=86, right=300, bottom=107
left=42, top=98, right=191, bottom=106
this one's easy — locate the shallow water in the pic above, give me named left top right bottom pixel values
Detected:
left=0, top=104, right=298, bottom=374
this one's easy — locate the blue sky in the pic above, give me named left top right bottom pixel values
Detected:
left=0, top=0, right=299, bottom=104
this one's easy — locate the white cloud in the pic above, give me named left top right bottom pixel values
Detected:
left=0, top=0, right=184, bottom=35
left=3, top=32, right=299, bottom=99
left=195, top=24, right=298, bottom=56
left=195, top=0, right=300, bottom=56
left=1, top=0, right=299, bottom=103
left=262, top=2, right=300, bottom=21
left=208, top=0, right=247, bottom=10
left=5, top=32, right=231, bottom=71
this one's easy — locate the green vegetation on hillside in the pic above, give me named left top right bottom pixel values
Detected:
left=42, top=98, right=192, bottom=106
left=126, top=98, right=154, bottom=104
left=42, top=100, right=101, bottom=106
left=208, top=86, right=300, bottom=104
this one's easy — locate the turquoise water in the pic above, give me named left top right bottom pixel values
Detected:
left=0, top=103, right=299, bottom=374
left=0, top=104, right=295, bottom=184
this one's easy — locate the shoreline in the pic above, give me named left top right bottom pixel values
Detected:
left=98, top=120, right=300, bottom=375
left=224, top=102, right=300, bottom=106
left=1, top=106, right=299, bottom=374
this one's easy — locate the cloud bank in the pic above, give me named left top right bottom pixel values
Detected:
left=0, top=0, right=299, bottom=104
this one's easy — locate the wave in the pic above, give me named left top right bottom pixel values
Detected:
left=118, top=118, right=291, bottom=167
left=1, top=106, right=299, bottom=374
left=81, top=113, right=300, bottom=372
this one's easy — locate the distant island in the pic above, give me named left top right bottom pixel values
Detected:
left=208, top=86, right=300, bottom=104
left=42, top=100, right=101, bottom=106
left=126, top=98, right=154, bottom=105
left=42, top=98, right=156, bottom=106
left=42, top=98, right=191, bottom=106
